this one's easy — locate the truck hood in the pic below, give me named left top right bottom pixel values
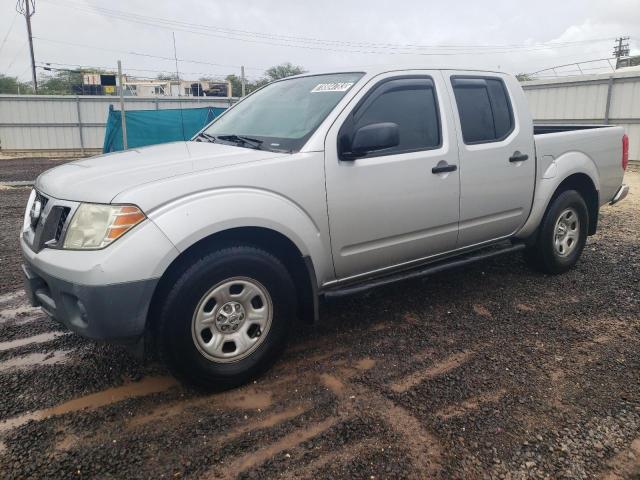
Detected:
left=36, top=141, right=289, bottom=203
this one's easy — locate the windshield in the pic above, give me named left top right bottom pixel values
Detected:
left=200, top=72, right=364, bottom=152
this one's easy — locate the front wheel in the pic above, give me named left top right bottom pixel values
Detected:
left=157, top=246, right=296, bottom=390
left=524, top=189, right=589, bottom=275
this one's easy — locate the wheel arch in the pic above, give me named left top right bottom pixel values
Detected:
left=552, top=173, right=599, bottom=235
left=516, top=154, right=601, bottom=241
left=146, top=226, right=319, bottom=338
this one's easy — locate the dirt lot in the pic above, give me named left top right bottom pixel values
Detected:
left=0, top=159, right=638, bottom=479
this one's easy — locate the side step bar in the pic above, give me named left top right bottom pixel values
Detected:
left=323, top=242, right=526, bottom=299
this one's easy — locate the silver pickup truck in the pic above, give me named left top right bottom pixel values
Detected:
left=21, top=67, right=630, bottom=389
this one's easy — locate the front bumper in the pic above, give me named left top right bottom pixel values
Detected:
left=22, top=259, right=158, bottom=342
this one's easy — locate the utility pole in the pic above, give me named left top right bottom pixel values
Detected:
left=241, top=66, right=246, bottom=97
left=117, top=60, right=128, bottom=149
left=17, top=0, right=38, bottom=93
left=613, top=36, right=630, bottom=69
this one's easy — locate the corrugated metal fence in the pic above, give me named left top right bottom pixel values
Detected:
left=522, top=69, right=640, bottom=161
left=0, top=95, right=234, bottom=156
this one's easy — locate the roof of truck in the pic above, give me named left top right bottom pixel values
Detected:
left=291, top=65, right=510, bottom=78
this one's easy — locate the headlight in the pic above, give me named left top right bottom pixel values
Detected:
left=22, top=189, right=36, bottom=233
left=63, top=204, right=145, bottom=250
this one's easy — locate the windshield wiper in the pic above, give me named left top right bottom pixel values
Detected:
left=215, top=134, right=263, bottom=149
left=194, top=132, right=217, bottom=143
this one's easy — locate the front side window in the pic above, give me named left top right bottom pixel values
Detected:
left=451, top=77, right=514, bottom=144
left=341, top=77, right=441, bottom=157
left=202, top=72, right=364, bottom=152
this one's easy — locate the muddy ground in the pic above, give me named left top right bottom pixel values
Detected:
left=0, top=159, right=638, bottom=479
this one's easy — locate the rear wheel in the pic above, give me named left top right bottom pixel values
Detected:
left=157, top=246, right=296, bottom=390
left=524, top=189, right=589, bottom=274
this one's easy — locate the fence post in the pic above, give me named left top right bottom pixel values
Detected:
left=75, top=96, right=85, bottom=156
left=604, top=76, right=614, bottom=125
left=117, top=60, right=128, bottom=149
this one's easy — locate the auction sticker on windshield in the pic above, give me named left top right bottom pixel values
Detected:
left=311, top=82, right=354, bottom=93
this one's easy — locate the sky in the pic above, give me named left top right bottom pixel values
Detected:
left=0, top=0, right=639, bottom=83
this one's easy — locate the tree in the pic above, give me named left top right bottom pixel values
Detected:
left=156, top=73, right=179, bottom=81
left=0, top=74, right=33, bottom=94
left=516, top=73, right=534, bottom=82
left=264, top=63, right=306, bottom=81
left=38, top=68, right=109, bottom=95
left=225, top=74, right=243, bottom=97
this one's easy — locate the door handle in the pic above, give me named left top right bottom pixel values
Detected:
left=431, top=164, right=457, bottom=174
left=509, top=151, right=529, bottom=163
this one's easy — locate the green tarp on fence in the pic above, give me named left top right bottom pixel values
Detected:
left=103, top=105, right=226, bottom=153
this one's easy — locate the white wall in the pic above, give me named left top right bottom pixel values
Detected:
left=522, top=70, right=640, bottom=161
left=0, top=95, right=234, bottom=153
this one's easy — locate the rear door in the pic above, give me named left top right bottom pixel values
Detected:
left=444, top=72, right=535, bottom=247
left=324, top=71, right=460, bottom=280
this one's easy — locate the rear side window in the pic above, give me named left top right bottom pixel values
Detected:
left=451, top=77, right=514, bottom=144
left=343, top=77, right=441, bottom=157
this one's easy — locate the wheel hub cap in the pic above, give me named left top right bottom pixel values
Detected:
left=215, top=301, right=246, bottom=333
left=553, top=208, right=580, bottom=257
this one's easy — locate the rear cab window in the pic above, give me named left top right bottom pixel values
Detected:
left=451, top=76, right=514, bottom=144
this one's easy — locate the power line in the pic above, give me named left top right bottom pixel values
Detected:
left=33, top=37, right=266, bottom=71
left=39, top=0, right=614, bottom=56
left=0, top=12, right=19, bottom=56
left=36, top=61, right=263, bottom=81
left=4, top=40, right=28, bottom=72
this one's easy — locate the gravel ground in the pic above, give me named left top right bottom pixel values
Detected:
left=0, top=158, right=638, bottom=479
left=0, top=157, right=72, bottom=183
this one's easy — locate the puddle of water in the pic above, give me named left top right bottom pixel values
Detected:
left=355, top=358, right=375, bottom=371
left=0, top=350, right=70, bottom=372
left=0, top=332, right=66, bottom=352
left=219, top=417, right=339, bottom=480
left=128, top=388, right=273, bottom=428
left=320, top=373, right=345, bottom=395
left=0, top=376, right=178, bottom=433
left=391, top=351, right=473, bottom=393
left=227, top=391, right=272, bottom=410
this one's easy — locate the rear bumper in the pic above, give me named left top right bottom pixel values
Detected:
left=610, top=184, right=629, bottom=205
left=22, top=260, right=157, bottom=343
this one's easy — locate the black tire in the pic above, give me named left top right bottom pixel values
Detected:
left=157, top=245, right=296, bottom=390
left=524, top=189, right=589, bottom=274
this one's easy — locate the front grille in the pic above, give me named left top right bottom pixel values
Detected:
left=28, top=192, right=74, bottom=252
left=54, top=208, right=70, bottom=242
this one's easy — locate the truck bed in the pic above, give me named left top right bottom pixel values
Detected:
left=533, top=124, right=624, bottom=205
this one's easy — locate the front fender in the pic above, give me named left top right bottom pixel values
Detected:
left=516, top=151, right=599, bottom=239
left=147, top=187, right=332, bottom=283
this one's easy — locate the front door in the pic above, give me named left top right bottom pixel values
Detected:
left=324, top=72, right=461, bottom=280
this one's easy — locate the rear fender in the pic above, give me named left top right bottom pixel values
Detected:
left=516, top=151, right=599, bottom=239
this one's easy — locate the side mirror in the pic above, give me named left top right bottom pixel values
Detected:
left=345, top=122, right=399, bottom=159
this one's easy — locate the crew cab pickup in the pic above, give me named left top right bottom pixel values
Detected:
left=21, top=67, right=630, bottom=389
